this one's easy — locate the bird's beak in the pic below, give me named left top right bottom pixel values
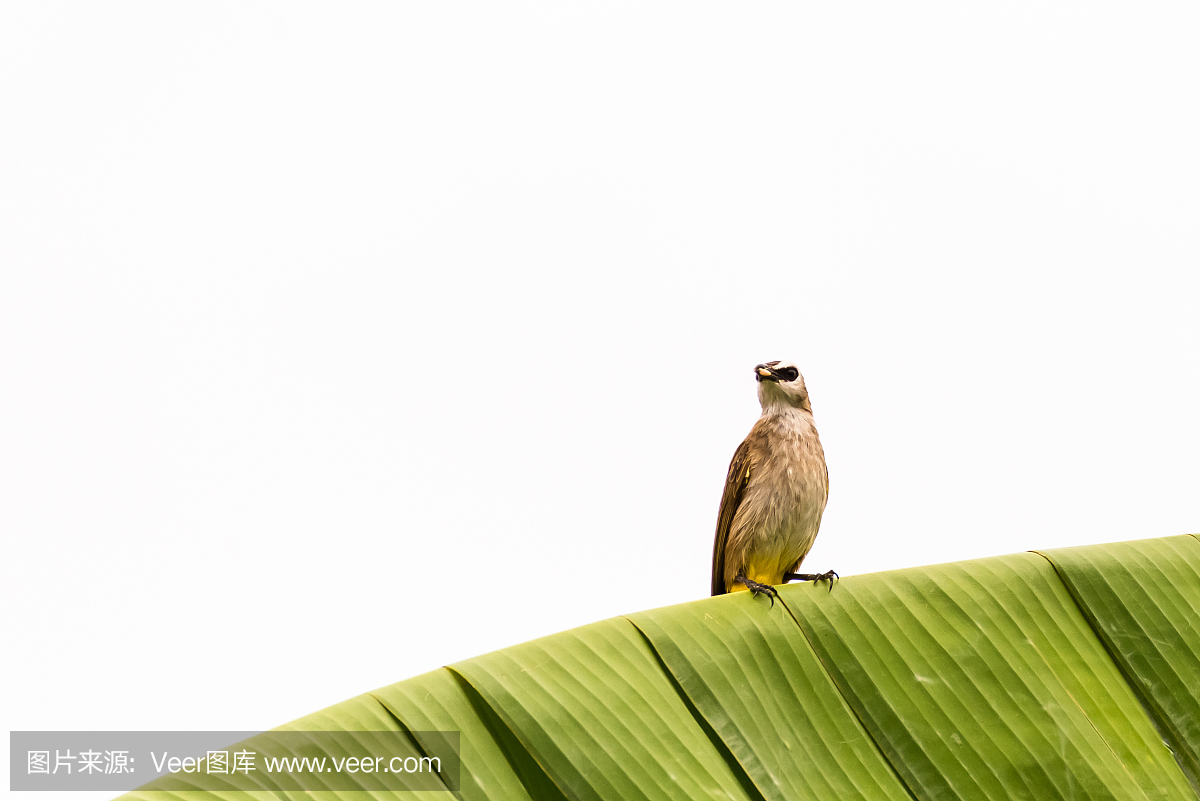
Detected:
left=755, top=364, right=778, bottom=382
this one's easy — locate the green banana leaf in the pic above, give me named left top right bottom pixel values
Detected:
left=779, top=551, right=1192, bottom=801
left=451, top=616, right=756, bottom=801
left=1038, top=534, right=1200, bottom=792
left=117, top=535, right=1200, bottom=801
left=628, top=593, right=911, bottom=801
left=371, top=667, right=544, bottom=801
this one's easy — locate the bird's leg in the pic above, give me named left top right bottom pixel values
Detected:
left=783, top=570, right=839, bottom=592
left=734, top=574, right=779, bottom=606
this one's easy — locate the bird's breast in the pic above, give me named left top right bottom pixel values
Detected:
left=738, top=414, right=827, bottom=544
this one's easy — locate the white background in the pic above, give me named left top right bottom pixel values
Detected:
left=2, top=3, right=1198, bottom=796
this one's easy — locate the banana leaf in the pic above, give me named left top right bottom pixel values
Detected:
left=779, top=551, right=1194, bottom=801
left=1039, top=534, right=1200, bottom=791
left=115, top=537, right=1200, bottom=801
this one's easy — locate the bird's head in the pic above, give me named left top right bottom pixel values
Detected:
left=755, top=360, right=812, bottom=412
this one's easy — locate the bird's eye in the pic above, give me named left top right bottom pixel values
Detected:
left=779, top=367, right=799, bottom=382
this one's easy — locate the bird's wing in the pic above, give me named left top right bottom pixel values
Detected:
left=711, top=439, right=753, bottom=596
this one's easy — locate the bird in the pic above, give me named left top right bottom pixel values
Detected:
left=711, top=360, right=836, bottom=601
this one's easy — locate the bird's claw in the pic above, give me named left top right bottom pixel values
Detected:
left=815, top=569, right=838, bottom=592
left=735, top=575, right=779, bottom=607
left=784, top=570, right=839, bottom=592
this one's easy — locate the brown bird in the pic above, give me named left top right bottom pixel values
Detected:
left=711, top=361, right=836, bottom=601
